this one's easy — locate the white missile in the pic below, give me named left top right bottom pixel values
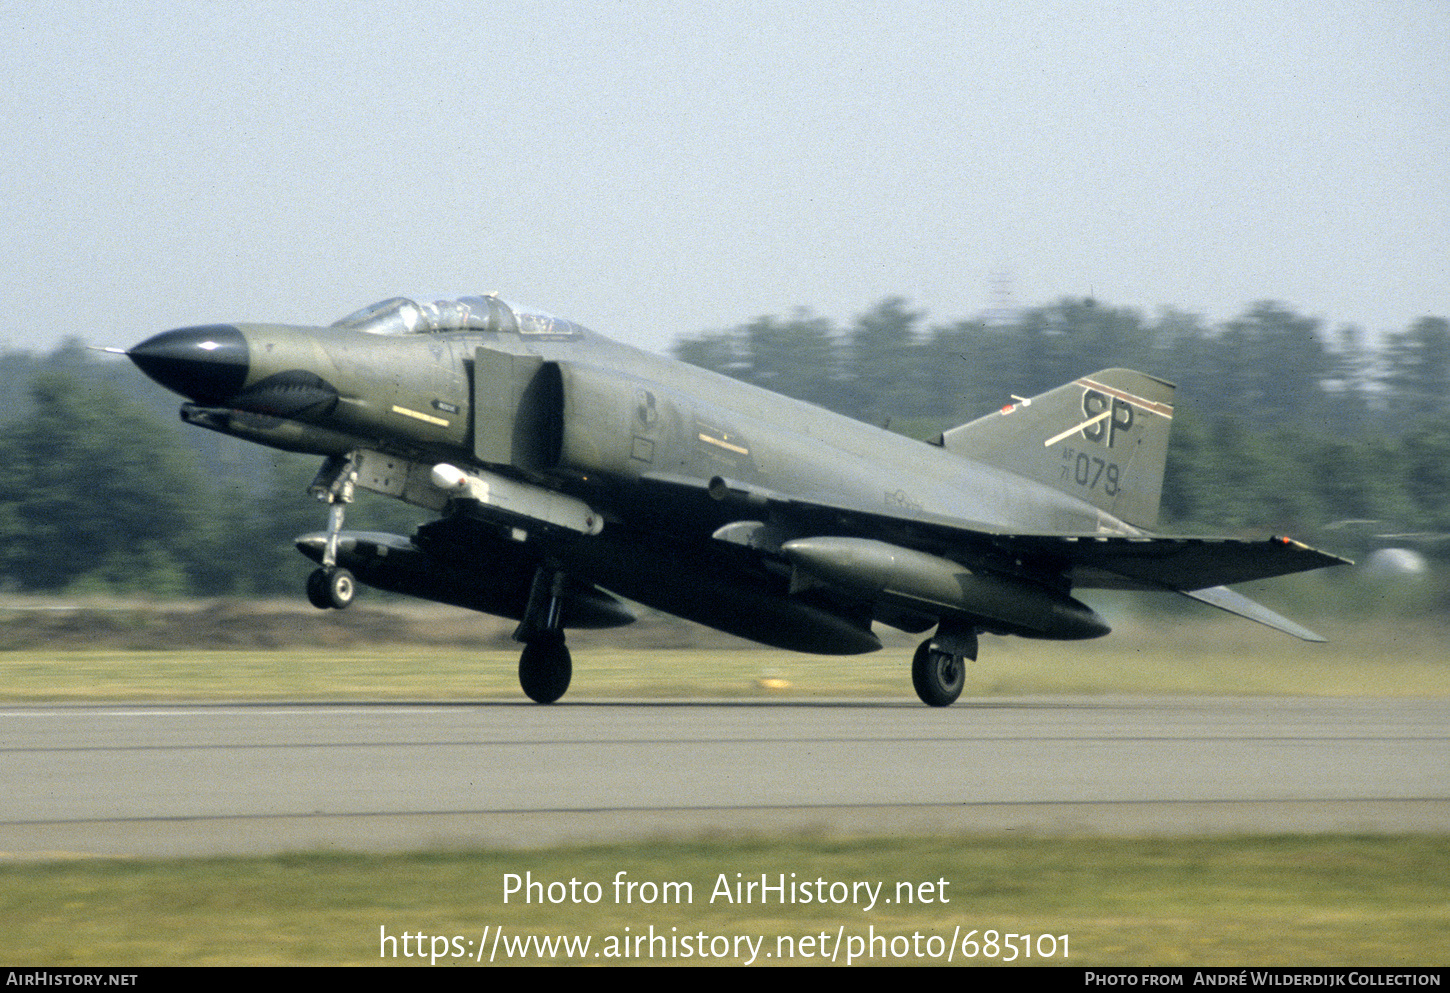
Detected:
left=430, top=463, right=604, bottom=535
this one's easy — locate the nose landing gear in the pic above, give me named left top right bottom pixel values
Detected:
left=305, top=454, right=359, bottom=611
left=306, top=563, right=356, bottom=610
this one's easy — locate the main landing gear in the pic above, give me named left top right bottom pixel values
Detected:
left=305, top=454, right=358, bottom=611
left=911, top=624, right=979, bottom=707
left=514, top=566, right=572, bottom=704
left=518, top=635, right=572, bottom=705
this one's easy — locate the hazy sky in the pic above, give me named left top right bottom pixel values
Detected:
left=4, top=1, right=1446, bottom=355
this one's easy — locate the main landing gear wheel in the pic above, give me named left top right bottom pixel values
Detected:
left=518, top=636, right=572, bottom=704
left=306, top=566, right=355, bottom=610
left=912, top=639, right=965, bottom=707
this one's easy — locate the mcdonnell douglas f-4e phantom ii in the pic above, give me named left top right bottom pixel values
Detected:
left=127, top=293, right=1347, bottom=706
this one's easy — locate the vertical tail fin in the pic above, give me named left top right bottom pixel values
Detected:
left=936, top=369, right=1175, bottom=530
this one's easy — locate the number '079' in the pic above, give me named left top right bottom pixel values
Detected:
left=1061, top=451, right=1120, bottom=496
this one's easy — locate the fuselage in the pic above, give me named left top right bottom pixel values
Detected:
left=135, top=319, right=1118, bottom=525
left=129, top=296, right=1121, bottom=651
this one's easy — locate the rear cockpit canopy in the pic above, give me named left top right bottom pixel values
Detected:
left=330, top=295, right=587, bottom=339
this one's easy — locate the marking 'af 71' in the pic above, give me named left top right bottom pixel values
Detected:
left=127, top=294, right=1348, bottom=706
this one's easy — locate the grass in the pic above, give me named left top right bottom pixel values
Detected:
left=2, top=836, right=1446, bottom=966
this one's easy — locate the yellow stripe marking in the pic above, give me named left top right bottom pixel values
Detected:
left=1044, top=410, right=1112, bottom=447
left=698, top=433, right=749, bottom=455
left=391, top=404, right=450, bottom=427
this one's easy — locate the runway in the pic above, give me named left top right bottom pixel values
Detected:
left=2, top=696, right=1447, bottom=858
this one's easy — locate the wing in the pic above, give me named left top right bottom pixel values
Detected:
left=996, top=532, right=1346, bottom=591
left=675, top=474, right=1349, bottom=642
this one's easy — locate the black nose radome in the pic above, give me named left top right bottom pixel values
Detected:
left=128, top=325, right=249, bottom=405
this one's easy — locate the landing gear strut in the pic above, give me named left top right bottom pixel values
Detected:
left=514, top=566, right=571, bottom=703
left=305, top=453, right=359, bottom=610
left=911, top=624, right=978, bottom=707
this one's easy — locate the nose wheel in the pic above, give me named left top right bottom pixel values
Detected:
left=307, top=566, right=356, bottom=610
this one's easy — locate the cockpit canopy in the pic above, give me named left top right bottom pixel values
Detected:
left=330, top=295, right=587, bottom=339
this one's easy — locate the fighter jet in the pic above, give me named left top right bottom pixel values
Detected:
left=128, top=293, right=1347, bottom=706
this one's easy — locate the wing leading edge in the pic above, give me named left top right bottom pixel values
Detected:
left=1003, top=532, right=1347, bottom=591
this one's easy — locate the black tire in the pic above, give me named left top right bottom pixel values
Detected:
left=306, top=568, right=332, bottom=610
left=519, top=638, right=572, bottom=704
left=912, top=639, right=964, bottom=707
left=312, top=566, right=355, bottom=610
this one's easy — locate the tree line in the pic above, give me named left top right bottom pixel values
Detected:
left=0, top=296, right=1446, bottom=596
